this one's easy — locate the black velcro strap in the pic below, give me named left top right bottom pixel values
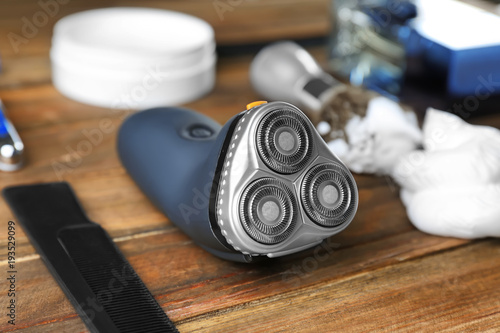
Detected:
left=3, top=182, right=178, bottom=333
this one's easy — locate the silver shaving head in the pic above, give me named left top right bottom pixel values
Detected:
left=256, top=108, right=313, bottom=174
left=215, top=101, right=358, bottom=258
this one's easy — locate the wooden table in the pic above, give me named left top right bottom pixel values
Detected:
left=1, top=1, right=500, bottom=332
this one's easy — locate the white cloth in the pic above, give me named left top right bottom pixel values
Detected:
left=326, top=96, right=422, bottom=175
left=393, top=108, right=500, bottom=238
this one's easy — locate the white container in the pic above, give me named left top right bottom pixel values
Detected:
left=51, top=8, right=216, bottom=109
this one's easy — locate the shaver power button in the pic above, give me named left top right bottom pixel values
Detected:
left=189, top=125, right=214, bottom=138
left=246, top=101, right=268, bottom=110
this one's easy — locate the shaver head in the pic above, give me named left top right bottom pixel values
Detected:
left=212, top=101, right=358, bottom=257
left=118, top=101, right=357, bottom=262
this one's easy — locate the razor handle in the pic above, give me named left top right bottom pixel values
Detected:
left=118, top=108, right=249, bottom=262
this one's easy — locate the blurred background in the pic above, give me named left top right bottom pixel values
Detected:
left=2, top=0, right=500, bottom=115
left=1, top=1, right=500, bottom=331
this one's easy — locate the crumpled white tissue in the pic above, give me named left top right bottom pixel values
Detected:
left=327, top=96, right=422, bottom=175
left=393, top=108, right=500, bottom=239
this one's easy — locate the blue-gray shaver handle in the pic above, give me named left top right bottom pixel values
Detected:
left=118, top=107, right=250, bottom=262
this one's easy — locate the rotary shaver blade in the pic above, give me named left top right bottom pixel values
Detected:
left=256, top=108, right=313, bottom=174
left=301, top=163, right=357, bottom=227
left=239, top=178, right=298, bottom=245
left=215, top=101, right=357, bottom=257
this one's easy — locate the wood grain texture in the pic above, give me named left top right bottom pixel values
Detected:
left=0, top=0, right=330, bottom=58
left=0, top=1, right=500, bottom=332
left=177, top=240, right=500, bottom=332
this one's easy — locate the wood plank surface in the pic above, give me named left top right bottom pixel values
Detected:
left=0, top=0, right=330, bottom=58
left=1, top=1, right=500, bottom=332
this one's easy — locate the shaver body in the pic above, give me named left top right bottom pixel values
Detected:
left=118, top=102, right=358, bottom=262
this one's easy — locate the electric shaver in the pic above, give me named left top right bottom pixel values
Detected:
left=118, top=101, right=358, bottom=262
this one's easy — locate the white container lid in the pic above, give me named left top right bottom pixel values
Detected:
left=51, top=8, right=216, bottom=109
